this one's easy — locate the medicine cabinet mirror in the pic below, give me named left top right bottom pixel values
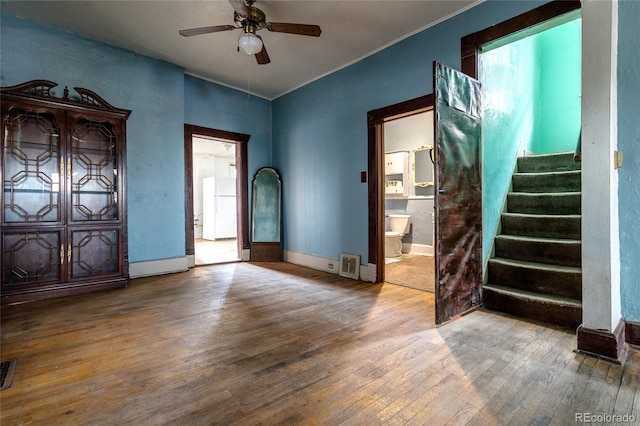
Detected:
left=412, top=145, right=435, bottom=187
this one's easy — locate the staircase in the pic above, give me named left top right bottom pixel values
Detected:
left=484, top=152, right=582, bottom=329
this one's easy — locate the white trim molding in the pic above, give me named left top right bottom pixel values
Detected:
left=283, top=250, right=377, bottom=283
left=129, top=256, right=190, bottom=279
left=581, top=0, right=621, bottom=332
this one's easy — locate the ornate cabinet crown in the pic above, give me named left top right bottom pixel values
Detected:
left=1, top=80, right=131, bottom=304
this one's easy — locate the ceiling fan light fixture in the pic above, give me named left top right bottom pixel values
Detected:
left=238, top=31, right=262, bottom=55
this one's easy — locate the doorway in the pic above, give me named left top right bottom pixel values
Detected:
left=184, top=124, right=250, bottom=267
left=463, top=4, right=582, bottom=327
left=193, top=137, right=238, bottom=265
left=382, top=110, right=436, bottom=293
left=367, top=95, right=434, bottom=288
left=480, top=11, right=581, bottom=262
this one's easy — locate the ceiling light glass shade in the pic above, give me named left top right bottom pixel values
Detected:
left=238, top=32, right=263, bottom=55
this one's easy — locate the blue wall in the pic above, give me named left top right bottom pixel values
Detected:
left=184, top=75, right=271, bottom=178
left=618, top=0, right=640, bottom=322
left=2, top=1, right=638, bottom=323
left=0, top=13, right=272, bottom=265
left=0, top=13, right=185, bottom=263
left=272, top=0, right=547, bottom=263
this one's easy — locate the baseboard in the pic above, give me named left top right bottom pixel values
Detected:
left=406, top=243, right=434, bottom=256
left=283, top=250, right=376, bottom=282
left=626, top=320, right=640, bottom=346
left=576, top=318, right=629, bottom=364
left=186, top=254, right=195, bottom=268
left=359, top=263, right=376, bottom=282
left=129, top=256, right=190, bottom=279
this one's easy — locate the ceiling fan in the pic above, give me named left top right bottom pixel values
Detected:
left=178, top=0, right=322, bottom=65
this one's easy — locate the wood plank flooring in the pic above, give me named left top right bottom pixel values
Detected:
left=1, top=262, right=638, bottom=425
left=385, top=255, right=435, bottom=293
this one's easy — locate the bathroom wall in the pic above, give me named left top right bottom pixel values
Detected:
left=384, top=111, right=435, bottom=252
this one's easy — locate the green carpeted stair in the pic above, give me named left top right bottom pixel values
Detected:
left=484, top=152, right=582, bottom=329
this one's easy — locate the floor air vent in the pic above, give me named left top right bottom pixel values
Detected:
left=339, top=253, right=360, bottom=280
left=1, top=358, right=17, bottom=390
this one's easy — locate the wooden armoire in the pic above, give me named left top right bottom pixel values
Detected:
left=1, top=80, right=131, bottom=304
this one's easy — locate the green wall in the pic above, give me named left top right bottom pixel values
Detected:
left=482, top=18, right=581, bottom=264
left=482, top=35, right=537, bottom=263
left=532, top=19, right=582, bottom=154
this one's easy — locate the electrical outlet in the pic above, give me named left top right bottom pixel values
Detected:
left=328, top=263, right=334, bottom=270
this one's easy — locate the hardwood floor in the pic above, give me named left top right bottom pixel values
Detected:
left=195, top=238, right=240, bottom=265
left=1, top=262, right=638, bottom=425
left=385, top=255, right=435, bottom=293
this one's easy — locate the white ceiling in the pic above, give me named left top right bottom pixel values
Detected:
left=193, top=136, right=236, bottom=156
left=1, top=0, right=480, bottom=99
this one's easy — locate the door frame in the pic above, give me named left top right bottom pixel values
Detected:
left=367, top=94, right=434, bottom=283
left=460, top=0, right=581, bottom=79
left=458, top=1, right=585, bottom=316
left=184, top=124, right=250, bottom=264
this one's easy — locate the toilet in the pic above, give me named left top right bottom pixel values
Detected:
left=385, top=214, right=411, bottom=257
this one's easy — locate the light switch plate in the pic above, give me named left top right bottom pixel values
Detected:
left=614, top=151, right=623, bottom=169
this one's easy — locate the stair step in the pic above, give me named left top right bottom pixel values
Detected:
left=483, top=283, right=582, bottom=329
left=512, top=170, right=581, bottom=193
left=517, top=152, right=581, bottom=173
left=507, top=192, right=581, bottom=215
left=489, top=151, right=582, bottom=330
left=500, top=213, right=581, bottom=240
left=495, top=235, right=581, bottom=267
left=487, top=257, right=581, bottom=299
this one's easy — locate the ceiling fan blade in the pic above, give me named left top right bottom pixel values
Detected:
left=267, top=23, right=321, bottom=37
left=179, top=25, right=237, bottom=37
left=255, top=37, right=271, bottom=65
left=229, top=0, right=250, bottom=16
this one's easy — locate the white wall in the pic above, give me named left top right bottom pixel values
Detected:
left=581, top=0, right=621, bottom=332
left=193, top=152, right=236, bottom=239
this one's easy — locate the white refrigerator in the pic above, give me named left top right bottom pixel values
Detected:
left=202, top=177, right=237, bottom=240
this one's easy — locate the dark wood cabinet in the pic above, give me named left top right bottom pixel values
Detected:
left=1, top=80, right=130, bottom=304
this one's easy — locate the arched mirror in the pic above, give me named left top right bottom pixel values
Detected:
left=250, top=167, right=282, bottom=261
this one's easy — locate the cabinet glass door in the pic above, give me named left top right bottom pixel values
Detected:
left=2, top=109, right=61, bottom=223
left=70, top=118, right=118, bottom=222
left=70, top=229, right=120, bottom=279
left=2, top=230, right=62, bottom=285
